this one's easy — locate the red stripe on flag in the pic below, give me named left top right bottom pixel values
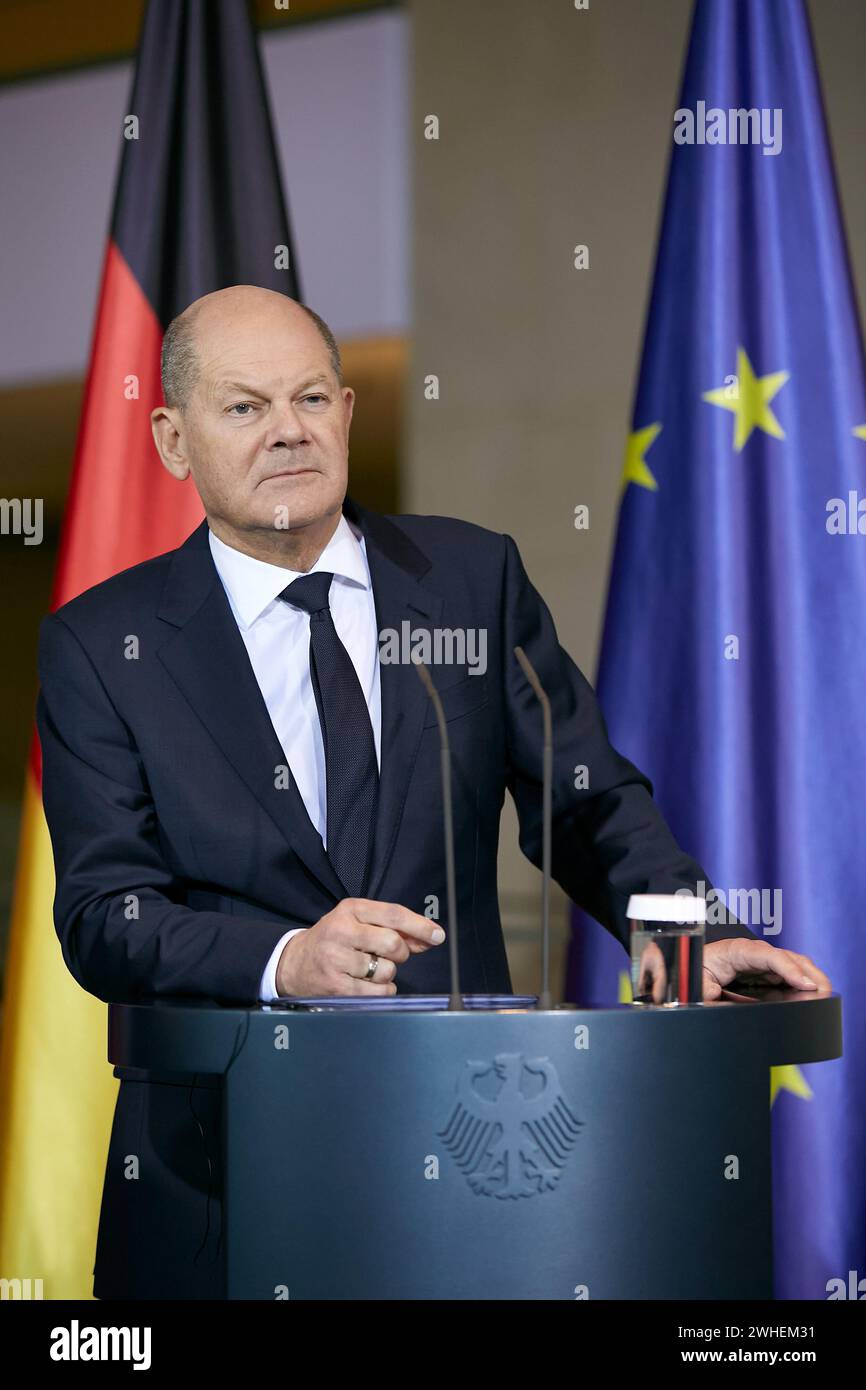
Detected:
left=29, top=239, right=205, bottom=789
left=52, top=239, right=204, bottom=608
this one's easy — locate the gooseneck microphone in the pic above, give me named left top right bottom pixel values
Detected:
left=414, top=662, right=463, bottom=1010
left=513, top=646, right=554, bottom=1009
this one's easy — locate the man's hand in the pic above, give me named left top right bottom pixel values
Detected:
left=702, top=938, right=831, bottom=1001
left=275, top=898, right=446, bottom=997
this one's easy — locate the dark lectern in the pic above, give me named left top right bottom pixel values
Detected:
left=108, top=991, right=841, bottom=1300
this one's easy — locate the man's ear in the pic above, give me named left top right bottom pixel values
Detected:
left=151, top=405, right=190, bottom=481
left=342, top=386, right=355, bottom=438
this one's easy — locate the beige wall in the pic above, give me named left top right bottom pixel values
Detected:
left=407, top=0, right=866, bottom=991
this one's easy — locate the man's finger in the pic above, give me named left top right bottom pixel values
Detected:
left=323, top=944, right=398, bottom=994
left=333, top=922, right=412, bottom=964
left=783, top=950, right=833, bottom=992
left=328, top=942, right=396, bottom=980
left=702, top=967, right=723, bottom=1001
left=349, top=899, right=446, bottom=951
left=735, top=970, right=786, bottom=986
left=343, top=949, right=398, bottom=984
left=720, top=940, right=822, bottom=991
left=753, top=949, right=818, bottom=990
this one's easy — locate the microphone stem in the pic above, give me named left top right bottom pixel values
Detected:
left=540, top=738, right=552, bottom=1009
left=441, top=739, right=463, bottom=1010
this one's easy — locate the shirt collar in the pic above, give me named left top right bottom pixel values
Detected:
left=208, top=513, right=369, bottom=630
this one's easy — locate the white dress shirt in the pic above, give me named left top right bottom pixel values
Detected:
left=208, top=516, right=382, bottom=1000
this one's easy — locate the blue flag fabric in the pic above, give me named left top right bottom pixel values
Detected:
left=567, top=0, right=866, bottom=1299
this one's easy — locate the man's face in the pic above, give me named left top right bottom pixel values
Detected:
left=161, top=303, right=353, bottom=537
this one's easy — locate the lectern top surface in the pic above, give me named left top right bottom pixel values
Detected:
left=265, top=993, right=540, bottom=1012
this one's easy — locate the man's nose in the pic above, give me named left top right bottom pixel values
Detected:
left=265, top=402, right=309, bottom=447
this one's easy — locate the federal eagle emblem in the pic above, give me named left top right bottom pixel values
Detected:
left=438, top=1052, right=582, bottom=1199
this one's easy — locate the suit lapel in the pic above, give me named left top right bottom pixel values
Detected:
left=156, top=520, right=345, bottom=899
left=346, top=499, right=444, bottom=899
left=155, top=498, right=442, bottom=905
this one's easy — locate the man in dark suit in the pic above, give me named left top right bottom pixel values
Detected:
left=36, top=285, right=829, bottom=1297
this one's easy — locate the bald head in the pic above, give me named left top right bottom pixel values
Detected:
left=161, top=285, right=342, bottom=411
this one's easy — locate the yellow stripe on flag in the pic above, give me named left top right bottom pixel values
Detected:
left=0, top=771, right=117, bottom=1299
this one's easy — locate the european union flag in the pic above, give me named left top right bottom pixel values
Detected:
left=568, top=0, right=866, bottom=1299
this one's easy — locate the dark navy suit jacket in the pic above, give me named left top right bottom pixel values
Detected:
left=36, top=495, right=755, bottom=1296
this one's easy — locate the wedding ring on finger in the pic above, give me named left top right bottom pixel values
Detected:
left=364, top=953, right=379, bottom=981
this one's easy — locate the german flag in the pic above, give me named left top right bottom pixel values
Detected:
left=0, top=0, right=299, bottom=1299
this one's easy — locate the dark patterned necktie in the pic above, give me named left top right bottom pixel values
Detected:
left=279, top=571, right=379, bottom=897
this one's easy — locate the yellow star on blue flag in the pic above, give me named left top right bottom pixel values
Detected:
left=622, top=422, right=662, bottom=490
left=702, top=347, right=789, bottom=452
left=770, top=1065, right=813, bottom=1107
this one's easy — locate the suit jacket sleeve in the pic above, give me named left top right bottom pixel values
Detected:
left=36, top=612, right=295, bottom=1004
left=499, top=533, right=757, bottom=951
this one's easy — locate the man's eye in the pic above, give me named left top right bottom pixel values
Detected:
left=302, top=394, right=327, bottom=405
left=228, top=403, right=255, bottom=415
